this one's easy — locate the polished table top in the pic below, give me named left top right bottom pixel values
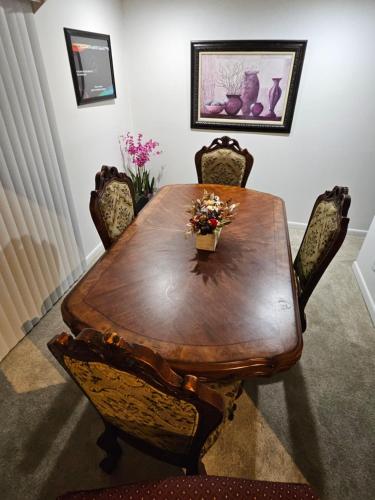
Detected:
left=62, top=184, right=302, bottom=380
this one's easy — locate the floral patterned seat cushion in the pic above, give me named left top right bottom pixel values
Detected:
left=63, top=357, right=199, bottom=455
left=295, top=200, right=339, bottom=283
left=97, top=180, right=134, bottom=242
left=201, top=149, right=246, bottom=186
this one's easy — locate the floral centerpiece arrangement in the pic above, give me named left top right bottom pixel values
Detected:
left=120, top=132, right=162, bottom=207
left=186, top=190, right=239, bottom=251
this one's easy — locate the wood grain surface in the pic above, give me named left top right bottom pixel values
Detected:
left=62, top=184, right=302, bottom=380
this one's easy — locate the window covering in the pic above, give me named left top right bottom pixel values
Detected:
left=0, top=0, right=85, bottom=360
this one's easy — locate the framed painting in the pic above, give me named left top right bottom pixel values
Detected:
left=64, top=28, right=116, bottom=106
left=191, top=40, right=307, bottom=133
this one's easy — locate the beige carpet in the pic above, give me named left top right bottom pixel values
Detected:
left=0, top=229, right=374, bottom=500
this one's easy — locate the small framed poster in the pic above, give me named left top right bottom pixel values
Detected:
left=64, top=28, right=116, bottom=105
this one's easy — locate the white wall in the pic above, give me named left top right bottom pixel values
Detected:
left=33, top=0, right=375, bottom=263
left=353, top=216, right=375, bottom=325
left=122, top=0, right=375, bottom=232
left=35, top=0, right=132, bottom=259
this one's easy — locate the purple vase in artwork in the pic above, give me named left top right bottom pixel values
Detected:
left=241, top=71, right=260, bottom=116
left=250, top=102, right=264, bottom=117
left=266, top=78, right=282, bottom=119
left=224, top=95, right=243, bottom=116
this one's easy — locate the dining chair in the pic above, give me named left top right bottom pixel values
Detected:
left=90, top=165, right=136, bottom=250
left=57, top=475, right=320, bottom=499
left=195, top=135, right=254, bottom=187
left=48, top=329, right=240, bottom=475
left=293, top=186, right=351, bottom=332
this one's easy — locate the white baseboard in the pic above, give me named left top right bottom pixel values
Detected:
left=352, top=261, right=375, bottom=326
left=347, top=227, right=368, bottom=237
left=288, top=221, right=367, bottom=237
left=85, top=242, right=104, bottom=268
left=288, top=221, right=308, bottom=231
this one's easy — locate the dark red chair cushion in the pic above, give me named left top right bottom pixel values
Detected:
left=58, top=475, right=319, bottom=499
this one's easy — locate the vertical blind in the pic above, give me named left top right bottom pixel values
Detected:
left=0, top=0, right=85, bottom=360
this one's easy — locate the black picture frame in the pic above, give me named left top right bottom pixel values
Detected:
left=64, top=28, right=117, bottom=106
left=191, top=40, right=307, bottom=134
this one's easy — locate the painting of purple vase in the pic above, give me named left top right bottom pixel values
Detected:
left=224, top=95, right=243, bottom=116
left=192, top=40, right=307, bottom=133
left=241, top=71, right=260, bottom=116
left=250, top=102, right=264, bottom=117
left=266, top=78, right=282, bottom=119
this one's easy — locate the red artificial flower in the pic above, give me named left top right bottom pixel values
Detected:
left=208, top=218, right=218, bottom=229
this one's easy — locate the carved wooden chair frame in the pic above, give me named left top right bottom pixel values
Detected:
left=293, top=186, right=351, bottom=332
left=90, top=166, right=136, bottom=250
left=48, top=329, right=224, bottom=475
left=195, top=136, right=254, bottom=188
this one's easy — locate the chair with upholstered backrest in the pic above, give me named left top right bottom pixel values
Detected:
left=294, top=186, right=351, bottom=332
left=90, top=166, right=136, bottom=250
left=195, top=136, right=254, bottom=187
left=48, top=329, right=239, bottom=475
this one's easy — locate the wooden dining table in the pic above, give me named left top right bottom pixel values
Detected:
left=62, top=184, right=303, bottom=381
